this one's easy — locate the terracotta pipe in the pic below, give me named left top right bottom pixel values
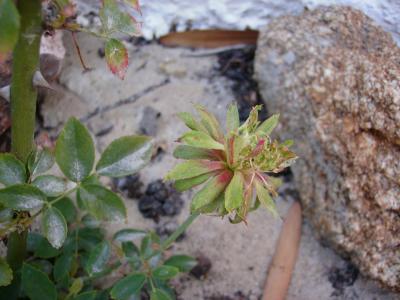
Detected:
left=262, top=201, right=302, bottom=300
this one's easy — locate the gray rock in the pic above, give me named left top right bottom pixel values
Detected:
left=255, top=6, right=400, bottom=291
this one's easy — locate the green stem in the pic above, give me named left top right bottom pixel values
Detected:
left=161, top=212, right=200, bottom=251
left=5, top=1, right=42, bottom=297
left=10, top=0, right=42, bottom=162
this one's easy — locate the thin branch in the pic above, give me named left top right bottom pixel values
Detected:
left=71, top=31, right=91, bottom=72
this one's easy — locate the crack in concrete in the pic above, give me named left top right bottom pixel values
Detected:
left=80, top=78, right=170, bottom=123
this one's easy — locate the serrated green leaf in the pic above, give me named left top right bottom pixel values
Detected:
left=150, top=289, right=173, bottom=300
left=78, top=184, right=126, bottom=222
left=113, top=229, right=147, bottom=242
left=77, top=227, right=105, bottom=252
left=174, top=172, right=214, bottom=192
left=110, top=273, right=146, bottom=300
left=164, top=255, right=197, bottom=272
left=55, top=117, right=95, bottom=182
left=28, top=148, right=55, bottom=178
left=42, top=207, right=67, bottom=249
left=53, top=197, right=77, bottom=223
left=85, top=241, right=110, bottom=275
left=105, top=38, right=129, bottom=80
left=176, top=112, right=205, bottom=132
left=29, top=260, right=53, bottom=275
left=69, top=278, right=83, bottom=296
left=121, top=241, right=139, bottom=258
left=0, top=184, right=45, bottom=210
left=224, top=171, right=244, bottom=212
left=0, top=153, right=26, bottom=186
left=32, top=175, right=67, bottom=197
left=179, top=131, right=224, bottom=150
left=73, top=291, right=97, bottom=300
left=165, top=160, right=224, bottom=181
left=21, top=263, right=57, bottom=300
left=0, top=257, right=12, bottom=287
left=122, top=241, right=141, bottom=269
left=96, top=135, right=152, bottom=177
left=81, top=214, right=100, bottom=228
left=226, top=103, right=240, bottom=132
left=53, top=253, right=73, bottom=282
left=256, top=114, right=280, bottom=136
left=191, top=170, right=232, bottom=212
left=27, top=233, right=61, bottom=258
left=140, top=232, right=160, bottom=259
left=0, top=0, right=20, bottom=55
left=152, top=265, right=179, bottom=280
left=173, top=145, right=217, bottom=160
left=255, top=180, right=278, bottom=217
left=100, top=0, right=140, bottom=36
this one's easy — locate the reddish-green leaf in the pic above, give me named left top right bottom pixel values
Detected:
left=226, top=103, right=240, bottom=133
left=177, top=112, right=205, bottom=132
left=180, top=131, right=224, bottom=150
left=100, top=0, right=140, bottom=36
left=256, top=114, right=279, bottom=136
left=224, top=171, right=244, bottom=212
left=173, top=145, right=218, bottom=160
left=165, top=160, right=224, bottom=181
left=195, top=105, right=223, bottom=141
left=191, top=170, right=232, bottom=212
left=105, top=39, right=128, bottom=80
left=255, top=180, right=278, bottom=217
left=174, top=172, right=215, bottom=192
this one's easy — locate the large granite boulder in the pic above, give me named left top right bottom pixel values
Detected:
left=255, top=6, right=400, bottom=291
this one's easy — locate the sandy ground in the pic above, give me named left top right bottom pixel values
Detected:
left=41, top=33, right=399, bottom=300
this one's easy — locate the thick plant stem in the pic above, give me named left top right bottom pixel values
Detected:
left=10, top=0, right=42, bottom=162
left=5, top=0, right=42, bottom=297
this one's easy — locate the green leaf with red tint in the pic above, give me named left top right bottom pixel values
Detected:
left=256, top=114, right=280, bottom=137
left=191, top=170, right=232, bottom=212
left=124, top=0, right=142, bottom=14
left=177, top=112, right=206, bottom=132
left=173, top=145, right=220, bottom=160
left=224, top=171, right=244, bottom=212
left=179, top=131, right=224, bottom=150
left=100, top=0, right=141, bottom=36
left=195, top=105, right=223, bottom=141
left=174, top=172, right=215, bottom=192
left=165, top=160, right=225, bottom=181
left=226, top=103, right=240, bottom=133
left=255, top=179, right=278, bottom=217
left=105, top=39, right=128, bottom=80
